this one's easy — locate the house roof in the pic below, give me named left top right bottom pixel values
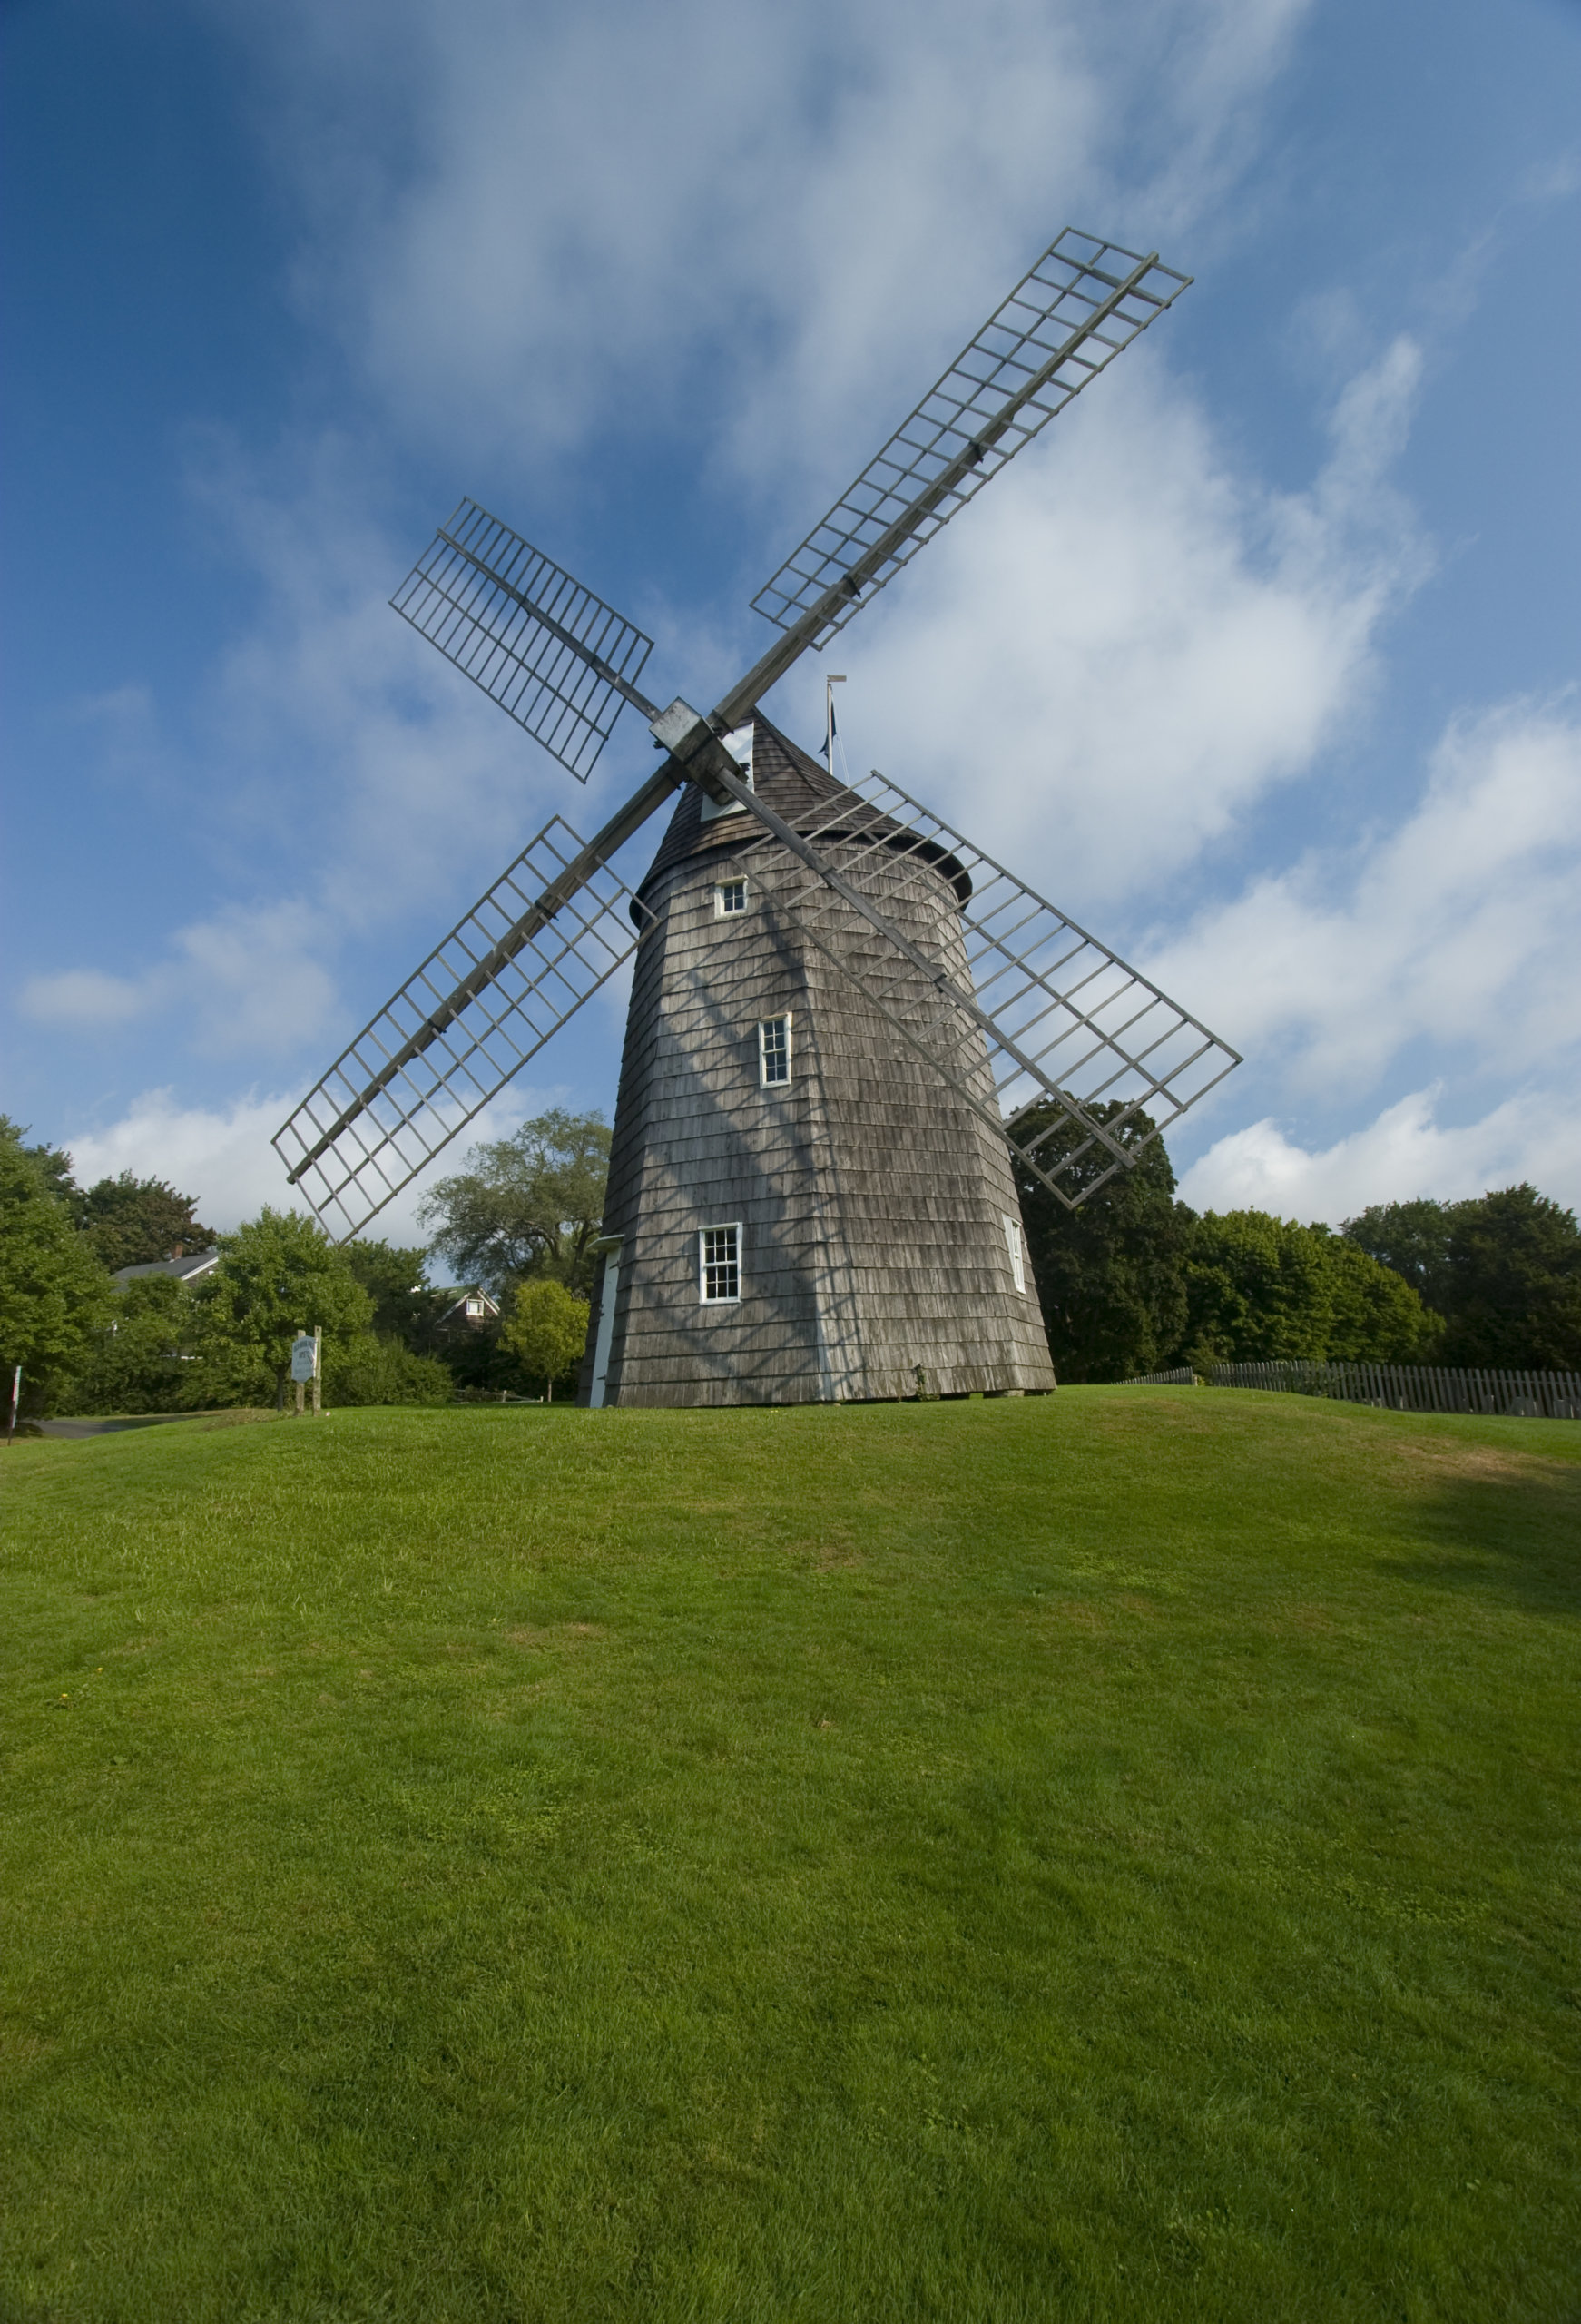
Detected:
left=113, top=1247, right=222, bottom=1286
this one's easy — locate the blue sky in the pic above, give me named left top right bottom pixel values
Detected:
left=4, top=0, right=1578, bottom=1245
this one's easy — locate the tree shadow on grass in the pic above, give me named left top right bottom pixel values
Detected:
left=1377, top=1449, right=1581, bottom=1615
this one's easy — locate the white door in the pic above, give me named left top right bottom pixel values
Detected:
left=588, top=1249, right=621, bottom=1409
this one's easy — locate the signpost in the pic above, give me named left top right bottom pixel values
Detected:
left=290, top=1331, right=321, bottom=1418
left=5, top=1364, right=19, bottom=1447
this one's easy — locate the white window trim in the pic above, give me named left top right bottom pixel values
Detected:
left=699, top=1221, right=743, bottom=1305
left=758, top=1011, right=792, bottom=1088
left=1003, top=1212, right=1027, bottom=1295
left=714, top=878, right=749, bottom=918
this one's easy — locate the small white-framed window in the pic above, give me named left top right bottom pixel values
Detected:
left=700, top=1223, right=741, bottom=1304
left=759, top=1013, right=791, bottom=1087
left=1003, top=1213, right=1027, bottom=1295
left=715, top=878, right=748, bottom=917
left=466, top=1295, right=486, bottom=1317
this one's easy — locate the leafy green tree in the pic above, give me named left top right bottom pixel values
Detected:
left=1345, top=1184, right=1581, bottom=1366
left=0, top=1120, right=113, bottom=1414
left=1308, top=1227, right=1440, bottom=1362
left=1181, top=1211, right=1437, bottom=1367
left=1010, top=1103, right=1190, bottom=1381
left=342, top=1238, right=437, bottom=1347
left=419, top=1110, right=611, bottom=1295
left=190, top=1208, right=373, bottom=1408
left=56, top=1275, right=197, bottom=1415
left=74, top=1172, right=214, bottom=1273
left=1342, top=1197, right=1456, bottom=1317
left=1180, top=1210, right=1334, bottom=1366
left=1439, top=1185, right=1581, bottom=1367
left=0, top=1117, right=78, bottom=1206
left=500, top=1279, right=591, bottom=1400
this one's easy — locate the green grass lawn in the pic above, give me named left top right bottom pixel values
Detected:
left=2, top=1390, right=1577, bottom=2324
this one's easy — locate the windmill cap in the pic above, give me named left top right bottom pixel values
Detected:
left=632, top=713, right=971, bottom=921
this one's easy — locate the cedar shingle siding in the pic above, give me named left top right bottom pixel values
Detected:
left=580, top=718, right=1056, bottom=1406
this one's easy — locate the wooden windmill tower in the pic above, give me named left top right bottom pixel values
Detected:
left=273, top=229, right=1241, bottom=1406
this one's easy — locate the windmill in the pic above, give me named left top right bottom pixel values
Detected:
left=273, top=228, right=1240, bottom=1407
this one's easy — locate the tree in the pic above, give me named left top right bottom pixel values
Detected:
left=342, top=1238, right=437, bottom=1347
left=56, top=1274, right=197, bottom=1415
left=0, top=1120, right=113, bottom=1414
left=1344, top=1184, right=1581, bottom=1367
left=1341, top=1197, right=1456, bottom=1318
left=1010, top=1103, right=1191, bottom=1381
left=419, top=1110, right=611, bottom=1295
left=1439, top=1185, right=1581, bottom=1368
left=1180, top=1210, right=1334, bottom=1366
left=500, top=1279, right=591, bottom=1400
left=0, top=1117, right=78, bottom=1206
left=1181, top=1211, right=1438, bottom=1368
left=1308, top=1226, right=1440, bottom=1362
left=190, top=1209, right=374, bottom=1408
left=74, top=1172, right=215, bottom=1273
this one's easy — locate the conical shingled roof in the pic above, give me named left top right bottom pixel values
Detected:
left=633, top=713, right=970, bottom=917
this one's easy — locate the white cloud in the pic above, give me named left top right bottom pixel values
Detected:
left=59, top=1078, right=583, bottom=1254
left=24, top=442, right=593, bottom=1063
left=1145, top=695, right=1581, bottom=1090
left=793, top=332, right=1428, bottom=898
left=60, top=1090, right=303, bottom=1231
left=28, top=0, right=1335, bottom=1074
left=1180, top=1083, right=1581, bottom=1222
left=22, top=968, right=154, bottom=1030
left=185, top=434, right=549, bottom=931
left=173, top=901, right=342, bottom=1056
left=205, top=0, right=1309, bottom=486
left=22, top=901, right=339, bottom=1058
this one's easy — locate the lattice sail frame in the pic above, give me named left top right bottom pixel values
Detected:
left=750, top=230, right=1190, bottom=648
left=273, top=817, right=650, bottom=1241
left=739, top=766, right=1241, bottom=1207
left=391, top=500, right=655, bottom=783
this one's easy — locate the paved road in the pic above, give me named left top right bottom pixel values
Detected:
left=34, top=1415, right=197, bottom=1440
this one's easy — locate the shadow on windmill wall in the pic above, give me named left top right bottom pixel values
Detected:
left=600, top=872, right=829, bottom=1406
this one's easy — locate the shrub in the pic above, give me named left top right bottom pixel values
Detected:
left=55, top=1275, right=197, bottom=1415
left=324, top=1336, right=454, bottom=1407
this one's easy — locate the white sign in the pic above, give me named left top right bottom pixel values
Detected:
left=290, top=1335, right=318, bottom=1384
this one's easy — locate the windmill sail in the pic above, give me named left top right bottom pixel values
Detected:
left=274, top=815, right=653, bottom=1240
left=278, top=223, right=1229, bottom=1257
left=747, top=231, right=1190, bottom=655
left=710, top=758, right=1240, bottom=1207
left=391, top=500, right=657, bottom=783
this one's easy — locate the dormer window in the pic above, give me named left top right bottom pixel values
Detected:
left=701, top=724, right=755, bottom=822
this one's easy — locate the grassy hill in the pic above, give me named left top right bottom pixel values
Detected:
left=3, top=1390, right=1577, bottom=2322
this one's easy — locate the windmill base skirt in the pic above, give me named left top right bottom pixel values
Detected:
left=595, top=1358, right=1053, bottom=1409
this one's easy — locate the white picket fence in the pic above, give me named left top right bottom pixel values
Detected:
left=1124, top=1368, right=1198, bottom=1387
left=1206, top=1360, right=1581, bottom=1419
